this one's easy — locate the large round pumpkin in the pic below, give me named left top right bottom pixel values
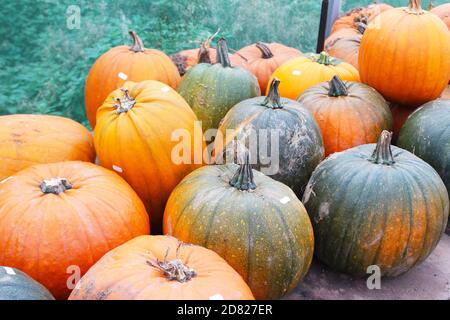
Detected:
left=398, top=99, right=450, bottom=218
left=85, top=31, right=180, bottom=128
left=231, top=42, right=302, bottom=93
left=268, top=51, right=359, bottom=100
left=359, top=0, right=450, bottom=107
left=303, top=131, right=449, bottom=277
left=94, top=80, right=202, bottom=234
left=215, top=78, right=324, bottom=196
left=0, top=114, right=95, bottom=181
left=69, top=235, right=254, bottom=300
left=431, top=2, right=450, bottom=30
left=297, top=76, right=392, bottom=156
left=0, top=161, right=150, bottom=299
left=178, top=38, right=260, bottom=132
left=0, top=267, right=54, bottom=300
left=163, top=155, right=315, bottom=300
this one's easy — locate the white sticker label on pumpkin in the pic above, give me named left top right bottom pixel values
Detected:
left=161, top=86, right=170, bottom=93
left=292, top=70, right=302, bottom=76
left=112, top=165, right=123, bottom=173
left=3, top=267, right=16, bottom=275
left=209, top=294, right=224, bottom=300
left=118, top=72, right=128, bottom=80
left=280, top=196, right=291, bottom=204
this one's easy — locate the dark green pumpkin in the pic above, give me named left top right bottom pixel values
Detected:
left=398, top=99, right=450, bottom=219
left=0, top=266, right=55, bottom=300
left=303, top=131, right=449, bottom=277
left=215, top=79, right=324, bottom=196
left=178, top=38, right=260, bottom=132
left=163, top=154, right=314, bottom=300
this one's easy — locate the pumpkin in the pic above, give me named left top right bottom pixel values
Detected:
left=390, top=103, right=416, bottom=142
left=231, top=42, right=302, bottom=93
left=215, top=78, right=324, bottom=196
left=69, top=235, right=254, bottom=300
left=268, top=51, right=359, bottom=100
left=359, top=0, right=450, bottom=107
left=0, top=267, right=54, bottom=300
left=85, top=31, right=180, bottom=128
left=94, top=80, right=202, bottom=234
left=178, top=38, right=260, bottom=132
left=442, top=85, right=450, bottom=99
left=303, top=131, right=449, bottom=277
left=0, top=114, right=95, bottom=181
left=398, top=99, right=450, bottom=218
left=431, top=2, right=450, bottom=30
left=0, top=161, right=150, bottom=299
left=297, top=76, right=393, bottom=157
left=163, top=153, right=315, bottom=300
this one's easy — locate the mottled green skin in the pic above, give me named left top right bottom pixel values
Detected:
left=164, top=164, right=314, bottom=300
left=303, top=145, right=449, bottom=277
left=0, top=266, right=55, bottom=300
left=218, top=97, right=324, bottom=197
left=398, top=99, right=450, bottom=218
left=178, top=63, right=260, bottom=132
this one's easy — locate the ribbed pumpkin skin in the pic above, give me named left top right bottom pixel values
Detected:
left=163, top=164, right=314, bottom=300
left=0, top=114, right=95, bottom=181
left=69, top=235, right=254, bottom=300
left=178, top=63, right=260, bottom=132
left=325, top=28, right=362, bottom=69
left=431, top=3, right=450, bottom=30
left=303, top=143, right=449, bottom=277
left=398, top=99, right=450, bottom=215
left=359, top=6, right=450, bottom=107
left=0, top=267, right=54, bottom=300
left=94, top=80, right=202, bottom=234
left=0, top=161, right=150, bottom=299
left=216, top=96, right=324, bottom=196
left=85, top=33, right=180, bottom=128
left=297, top=80, right=392, bottom=156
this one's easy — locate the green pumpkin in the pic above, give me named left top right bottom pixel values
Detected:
left=303, top=131, right=449, bottom=277
left=178, top=38, right=260, bottom=132
left=163, top=153, right=314, bottom=300
left=0, top=266, right=55, bottom=300
left=398, top=99, right=450, bottom=219
left=216, top=78, right=324, bottom=196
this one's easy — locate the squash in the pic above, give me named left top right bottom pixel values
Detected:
left=231, top=42, right=302, bottom=93
left=0, top=267, right=54, bottom=300
left=268, top=51, right=359, bottom=100
left=69, top=235, right=254, bottom=300
left=94, top=80, right=202, bottom=234
left=303, top=131, right=449, bottom=277
left=297, top=76, right=392, bottom=156
left=85, top=31, right=180, bottom=128
left=0, top=161, right=150, bottom=299
left=163, top=153, right=315, bottom=300
left=431, top=2, right=450, bottom=30
left=359, top=0, right=450, bottom=107
left=215, top=78, right=324, bottom=196
left=178, top=38, right=260, bottom=132
left=390, top=103, right=416, bottom=143
left=0, top=114, right=95, bottom=181
left=398, top=99, right=450, bottom=218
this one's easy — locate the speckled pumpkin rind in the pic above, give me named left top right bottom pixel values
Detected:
left=0, top=267, right=54, bottom=300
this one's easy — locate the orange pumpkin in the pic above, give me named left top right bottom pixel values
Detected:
left=359, top=0, right=450, bottom=107
left=85, top=31, right=180, bottom=128
left=68, top=235, right=254, bottom=300
left=94, top=80, right=203, bottom=234
left=431, top=2, right=450, bottom=30
left=230, top=42, right=302, bottom=93
left=0, top=161, right=150, bottom=299
left=0, top=114, right=95, bottom=181
left=269, top=51, right=359, bottom=99
left=390, top=103, right=416, bottom=143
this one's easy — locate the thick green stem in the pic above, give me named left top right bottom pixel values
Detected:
left=317, top=51, right=332, bottom=65
left=369, top=131, right=395, bottom=165
left=40, top=178, right=72, bottom=195
left=230, top=152, right=256, bottom=191
left=262, top=78, right=283, bottom=109
left=328, top=76, right=348, bottom=97
left=129, top=31, right=145, bottom=52
left=216, top=38, right=232, bottom=68
left=256, top=42, right=274, bottom=59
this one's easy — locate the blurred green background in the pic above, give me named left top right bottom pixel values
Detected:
left=0, top=0, right=443, bottom=128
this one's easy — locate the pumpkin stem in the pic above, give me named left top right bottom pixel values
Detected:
left=40, top=178, right=72, bottom=195
left=406, top=0, right=424, bottom=14
left=256, top=42, right=274, bottom=59
left=198, top=43, right=212, bottom=64
left=229, top=151, right=256, bottom=191
left=216, top=38, right=232, bottom=68
left=113, top=88, right=136, bottom=114
left=317, top=51, right=332, bottom=65
left=129, top=31, right=145, bottom=53
left=262, top=78, right=283, bottom=109
left=328, top=76, right=348, bottom=97
left=146, top=243, right=196, bottom=283
left=369, top=131, right=395, bottom=165
left=428, top=0, right=433, bottom=10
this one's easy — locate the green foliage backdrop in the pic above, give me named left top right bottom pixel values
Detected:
left=0, top=0, right=444, bottom=128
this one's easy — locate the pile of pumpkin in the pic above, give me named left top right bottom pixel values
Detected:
left=0, top=0, right=449, bottom=301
